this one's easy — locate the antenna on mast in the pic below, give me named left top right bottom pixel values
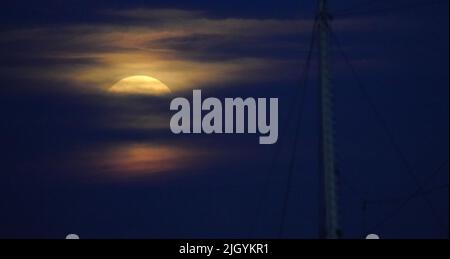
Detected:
left=318, top=0, right=340, bottom=239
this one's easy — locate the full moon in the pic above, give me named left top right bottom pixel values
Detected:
left=109, top=75, right=171, bottom=96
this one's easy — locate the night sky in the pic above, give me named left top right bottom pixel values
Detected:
left=0, top=0, right=448, bottom=239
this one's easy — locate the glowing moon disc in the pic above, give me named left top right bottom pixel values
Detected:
left=109, top=75, right=171, bottom=96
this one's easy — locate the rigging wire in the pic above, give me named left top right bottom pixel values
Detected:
left=367, top=160, right=448, bottom=233
left=367, top=183, right=449, bottom=205
left=329, top=28, right=447, bottom=232
left=278, top=19, right=319, bottom=238
left=252, top=0, right=448, bottom=238
left=249, top=18, right=319, bottom=238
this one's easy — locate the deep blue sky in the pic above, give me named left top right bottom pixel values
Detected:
left=0, top=0, right=448, bottom=238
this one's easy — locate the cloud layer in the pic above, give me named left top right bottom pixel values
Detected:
left=0, top=9, right=316, bottom=92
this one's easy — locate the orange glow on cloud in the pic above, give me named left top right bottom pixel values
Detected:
left=83, top=143, right=206, bottom=180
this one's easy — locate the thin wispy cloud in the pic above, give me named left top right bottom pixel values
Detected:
left=0, top=8, right=383, bottom=93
